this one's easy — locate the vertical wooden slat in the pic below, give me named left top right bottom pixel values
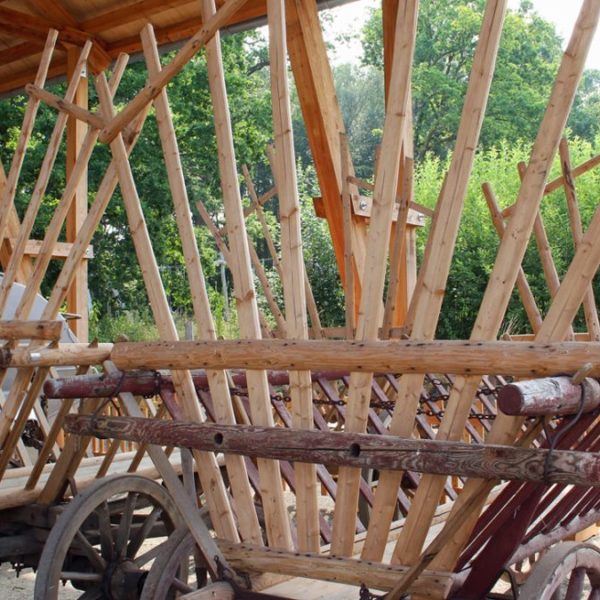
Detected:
left=330, top=0, right=418, bottom=557
left=423, top=0, right=600, bottom=574
left=362, top=0, right=508, bottom=562
left=267, top=0, right=319, bottom=552
left=66, top=47, right=89, bottom=342
left=96, top=73, right=238, bottom=542
left=198, top=0, right=294, bottom=550
left=141, top=24, right=262, bottom=545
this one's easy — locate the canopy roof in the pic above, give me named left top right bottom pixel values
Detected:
left=0, top=0, right=348, bottom=96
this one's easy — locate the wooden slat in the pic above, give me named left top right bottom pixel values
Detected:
left=141, top=24, right=262, bottom=545
left=363, top=0, right=508, bottom=563
left=330, top=0, right=418, bottom=556
left=197, top=0, right=292, bottom=550
left=423, top=0, right=600, bottom=575
left=96, top=72, right=238, bottom=541
left=268, top=0, right=319, bottom=551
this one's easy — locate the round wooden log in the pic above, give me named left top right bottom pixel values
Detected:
left=43, top=369, right=349, bottom=398
left=65, top=415, right=600, bottom=488
left=0, top=343, right=113, bottom=368
left=111, top=339, right=600, bottom=377
left=498, top=376, right=600, bottom=416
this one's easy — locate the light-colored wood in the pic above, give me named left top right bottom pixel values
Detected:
left=340, top=133, right=355, bottom=338
left=268, top=0, right=319, bottom=551
left=0, top=43, right=92, bottom=321
left=66, top=47, right=90, bottom=343
left=330, top=0, right=418, bottom=557
left=4, top=343, right=112, bottom=367
left=0, top=320, right=62, bottom=340
left=559, top=137, right=600, bottom=340
left=180, top=582, right=235, bottom=600
left=25, top=84, right=104, bottom=130
left=141, top=24, right=262, bottom=545
left=96, top=72, right=238, bottom=542
left=99, top=0, right=251, bottom=143
left=0, top=30, right=57, bottom=263
left=482, top=182, right=543, bottom=333
left=109, top=338, right=600, bottom=376
left=285, top=0, right=368, bottom=293
left=427, top=0, right=600, bottom=574
left=198, top=0, right=292, bottom=551
left=216, top=540, right=453, bottom=597
left=362, top=0, right=508, bottom=563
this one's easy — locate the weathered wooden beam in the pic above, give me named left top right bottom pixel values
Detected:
left=498, top=376, right=600, bottom=416
left=110, top=338, right=600, bottom=377
left=0, top=320, right=63, bottom=341
left=216, top=540, right=453, bottom=597
left=64, top=414, right=600, bottom=488
left=99, top=0, right=251, bottom=144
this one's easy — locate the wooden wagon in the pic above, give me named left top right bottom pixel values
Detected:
left=1, top=0, right=600, bottom=598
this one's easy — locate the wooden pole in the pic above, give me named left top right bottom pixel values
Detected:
left=66, top=47, right=90, bottom=341
left=559, top=137, right=600, bottom=340
left=330, top=0, right=418, bottom=557
left=141, top=25, right=262, bottom=545
left=0, top=31, right=57, bottom=253
left=98, top=0, right=251, bottom=144
left=363, top=0, right=508, bottom=562
left=198, top=0, right=293, bottom=550
left=268, top=0, right=319, bottom=551
left=424, top=0, right=600, bottom=574
left=64, top=414, right=600, bottom=488
left=339, top=133, right=356, bottom=338
left=109, top=338, right=600, bottom=376
left=96, top=73, right=238, bottom=542
left=481, top=182, right=543, bottom=333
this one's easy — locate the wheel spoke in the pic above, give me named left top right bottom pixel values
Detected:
left=565, top=567, right=586, bottom=600
left=95, top=501, right=115, bottom=561
left=60, top=571, right=103, bottom=582
left=134, top=539, right=169, bottom=567
left=73, top=530, right=107, bottom=573
left=127, top=505, right=162, bottom=558
left=588, top=589, right=600, bottom=600
left=78, top=587, right=103, bottom=600
left=172, top=578, right=194, bottom=593
left=116, top=492, right=138, bottom=558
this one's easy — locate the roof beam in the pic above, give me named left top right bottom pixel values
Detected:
left=0, top=6, right=111, bottom=72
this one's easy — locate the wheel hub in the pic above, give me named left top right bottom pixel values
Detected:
left=105, top=558, right=147, bottom=599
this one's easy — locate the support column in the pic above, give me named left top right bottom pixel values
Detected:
left=66, top=47, right=88, bottom=341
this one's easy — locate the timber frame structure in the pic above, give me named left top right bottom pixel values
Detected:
left=1, top=0, right=600, bottom=599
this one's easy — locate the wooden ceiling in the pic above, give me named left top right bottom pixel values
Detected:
left=0, top=0, right=349, bottom=96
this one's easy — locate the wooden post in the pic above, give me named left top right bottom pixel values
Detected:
left=559, top=137, right=600, bottom=340
left=141, top=25, right=262, bottom=545
left=330, top=0, right=418, bottom=556
left=66, top=47, right=89, bottom=342
left=268, top=0, right=319, bottom=551
left=285, top=0, right=368, bottom=295
left=362, top=0, right=508, bottom=563
left=340, top=133, right=356, bottom=338
left=198, top=0, right=293, bottom=550
left=0, top=31, right=57, bottom=258
left=421, top=0, right=600, bottom=575
left=95, top=73, right=238, bottom=542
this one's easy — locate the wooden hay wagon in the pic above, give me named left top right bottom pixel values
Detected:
left=1, top=0, right=600, bottom=598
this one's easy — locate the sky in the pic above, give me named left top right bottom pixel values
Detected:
left=323, top=0, right=600, bottom=70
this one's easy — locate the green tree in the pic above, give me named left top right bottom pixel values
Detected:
left=361, top=0, right=600, bottom=160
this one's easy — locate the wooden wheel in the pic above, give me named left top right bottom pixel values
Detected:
left=518, top=542, right=600, bottom=600
left=34, top=474, right=183, bottom=600
left=139, top=526, right=207, bottom=599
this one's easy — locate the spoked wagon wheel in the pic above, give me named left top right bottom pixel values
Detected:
left=140, top=526, right=207, bottom=599
left=517, top=542, right=600, bottom=599
left=34, top=474, right=182, bottom=600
